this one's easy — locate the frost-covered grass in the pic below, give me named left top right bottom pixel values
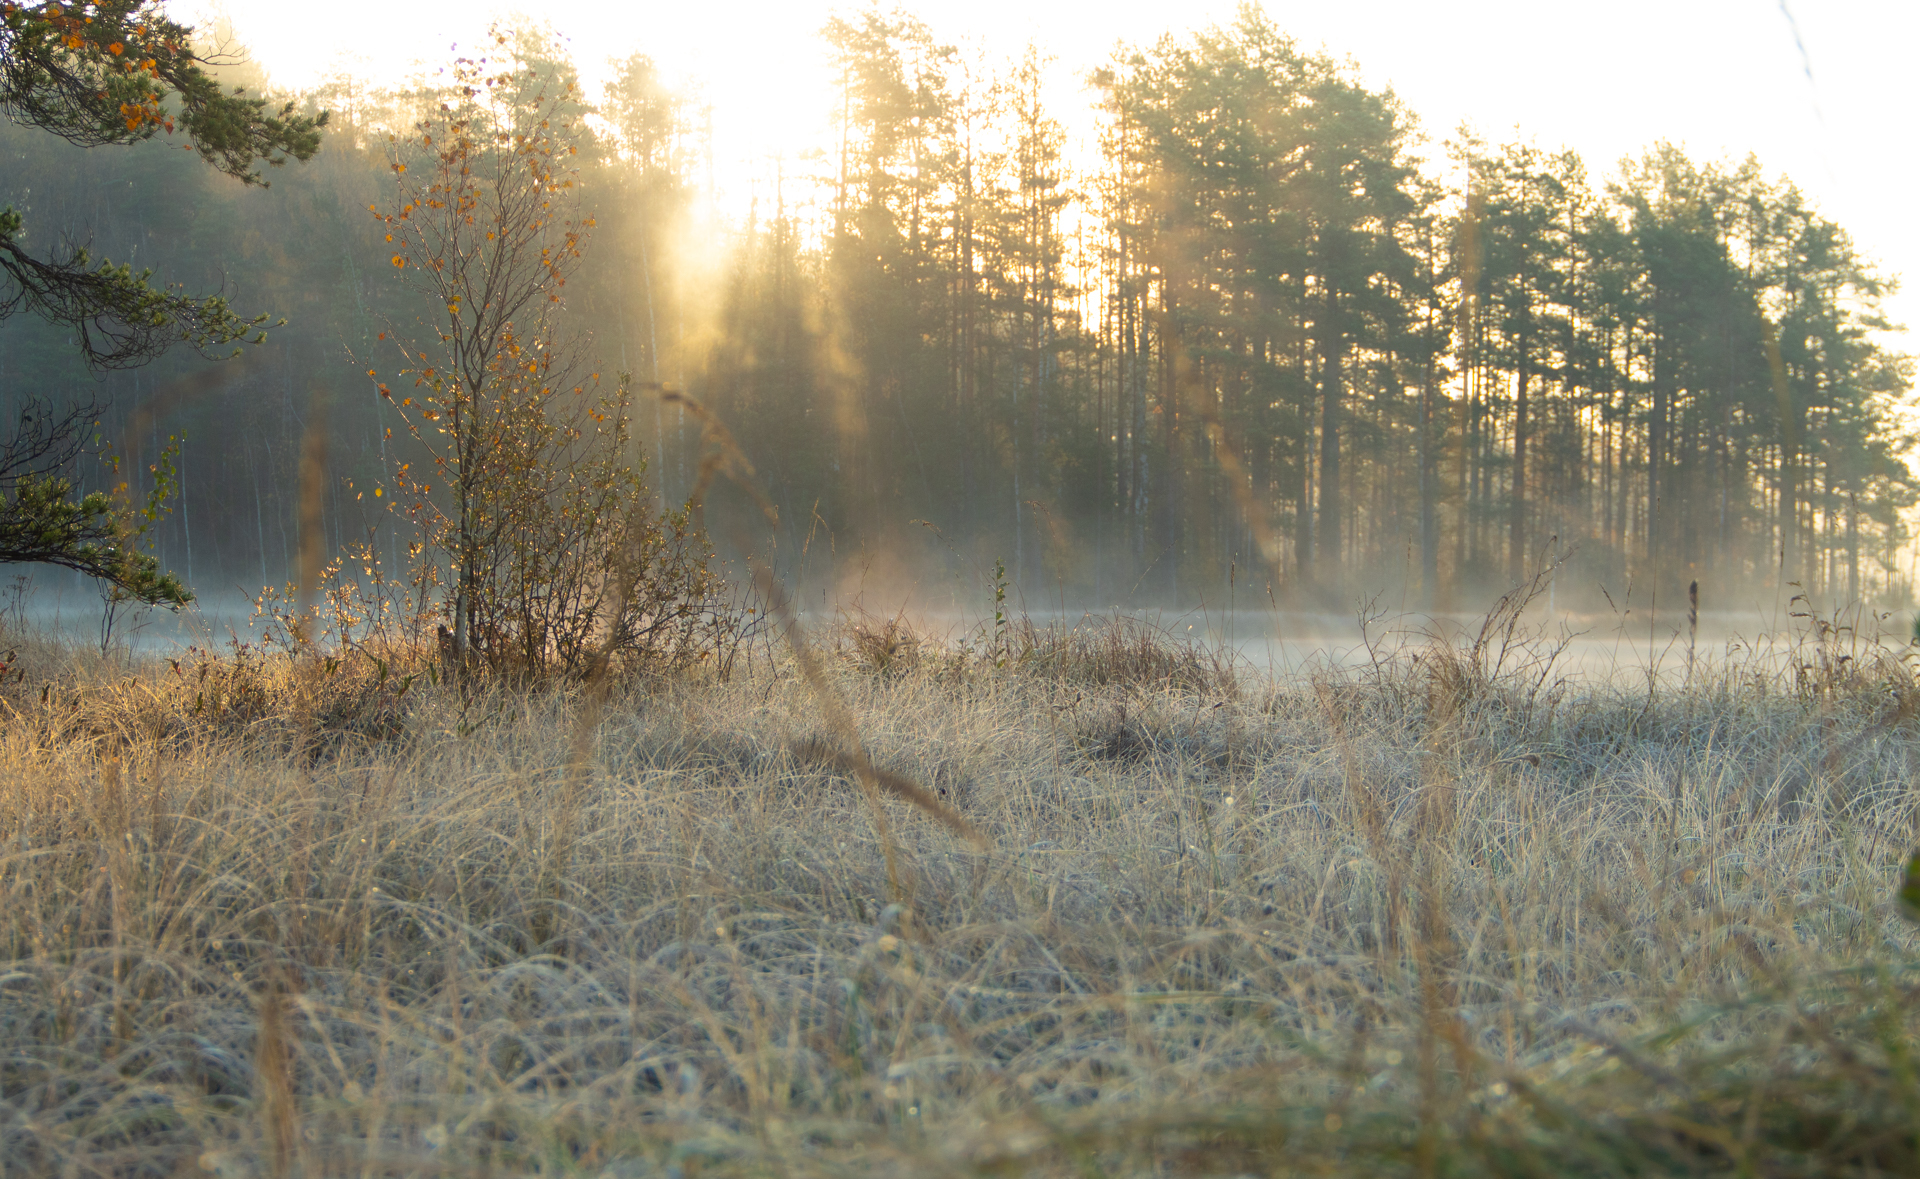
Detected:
left=0, top=607, right=1916, bottom=1177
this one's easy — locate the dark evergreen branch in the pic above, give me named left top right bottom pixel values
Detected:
left=0, top=0, right=325, bottom=184
left=0, top=207, right=270, bottom=367
left=0, top=472, right=189, bottom=606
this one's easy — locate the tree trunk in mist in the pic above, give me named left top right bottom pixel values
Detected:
left=1420, top=361, right=1437, bottom=604
left=1509, top=354, right=1528, bottom=584
left=1317, top=291, right=1343, bottom=580
left=1129, top=300, right=1148, bottom=576
left=1649, top=372, right=1666, bottom=574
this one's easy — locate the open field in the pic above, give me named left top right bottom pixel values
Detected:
left=1, top=604, right=1918, bottom=1177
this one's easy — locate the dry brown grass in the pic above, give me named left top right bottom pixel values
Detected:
left=0, top=606, right=1917, bottom=1176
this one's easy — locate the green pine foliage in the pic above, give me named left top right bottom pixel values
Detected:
left=0, top=468, right=186, bottom=605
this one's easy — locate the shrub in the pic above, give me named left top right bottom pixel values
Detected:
left=367, top=34, right=736, bottom=681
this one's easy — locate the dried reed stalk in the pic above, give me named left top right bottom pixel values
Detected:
left=294, top=392, right=330, bottom=629
left=552, top=383, right=983, bottom=922
left=658, top=385, right=986, bottom=857
left=1687, top=578, right=1699, bottom=686
left=256, top=970, right=299, bottom=1178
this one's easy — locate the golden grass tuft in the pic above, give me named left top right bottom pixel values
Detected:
left=0, top=606, right=1917, bottom=1175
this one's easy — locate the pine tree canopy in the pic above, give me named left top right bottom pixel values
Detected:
left=0, top=0, right=325, bottom=605
left=1, top=0, right=326, bottom=368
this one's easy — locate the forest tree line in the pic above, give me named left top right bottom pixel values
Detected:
left=1, top=7, right=1910, bottom=616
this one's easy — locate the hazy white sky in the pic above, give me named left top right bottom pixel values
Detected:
left=187, top=0, right=1917, bottom=335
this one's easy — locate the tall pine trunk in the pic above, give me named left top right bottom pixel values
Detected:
left=1509, top=347, right=1528, bottom=583
left=1317, top=290, right=1343, bottom=580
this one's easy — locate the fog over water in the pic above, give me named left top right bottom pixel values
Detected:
left=916, top=606, right=1909, bottom=685
left=9, top=547, right=1909, bottom=694
left=22, top=582, right=1892, bottom=686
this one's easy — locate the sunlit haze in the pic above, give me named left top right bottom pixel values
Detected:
left=187, top=0, right=1919, bottom=336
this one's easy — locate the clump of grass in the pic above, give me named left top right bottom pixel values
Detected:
left=838, top=608, right=926, bottom=679
left=825, top=608, right=1233, bottom=695
left=1007, top=612, right=1238, bottom=694
left=0, top=599, right=1916, bottom=1176
left=3, top=633, right=434, bottom=763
